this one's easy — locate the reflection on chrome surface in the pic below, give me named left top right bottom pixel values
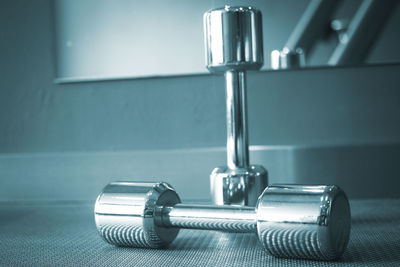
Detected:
left=204, top=6, right=268, bottom=206
left=95, top=182, right=350, bottom=260
left=257, top=184, right=351, bottom=260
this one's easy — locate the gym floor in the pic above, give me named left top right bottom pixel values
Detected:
left=1, top=199, right=399, bottom=266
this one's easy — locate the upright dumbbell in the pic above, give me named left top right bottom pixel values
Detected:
left=95, top=181, right=351, bottom=260
left=203, top=6, right=268, bottom=206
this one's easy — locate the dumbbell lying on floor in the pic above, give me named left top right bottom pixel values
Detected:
left=94, top=181, right=351, bottom=261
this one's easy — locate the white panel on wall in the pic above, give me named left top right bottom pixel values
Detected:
left=53, top=0, right=309, bottom=82
left=54, top=0, right=400, bottom=82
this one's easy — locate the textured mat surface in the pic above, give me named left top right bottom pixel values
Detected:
left=0, top=199, right=399, bottom=266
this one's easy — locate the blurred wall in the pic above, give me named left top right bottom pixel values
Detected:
left=0, top=0, right=399, bottom=200
left=1, top=0, right=400, bottom=154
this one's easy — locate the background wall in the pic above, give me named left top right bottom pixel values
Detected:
left=0, top=0, right=399, bottom=201
left=53, top=0, right=400, bottom=81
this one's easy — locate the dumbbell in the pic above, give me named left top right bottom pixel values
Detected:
left=203, top=6, right=268, bottom=206
left=95, top=181, right=351, bottom=260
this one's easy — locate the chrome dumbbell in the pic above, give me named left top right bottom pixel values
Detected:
left=95, top=181, right=351, bottom=261
left=204, top=6, right=268, bottom=206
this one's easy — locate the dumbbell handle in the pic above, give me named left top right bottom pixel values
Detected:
left=225, top=70, right=249, bottom=169
left=156, top=203, right=256, bottom=232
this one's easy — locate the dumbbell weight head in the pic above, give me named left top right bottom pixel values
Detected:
left=256, top=184, right=351, bottom=260
left=94, top=181, right=181, bottom=248
left=204, top=6, right=264, bottom=72
left=211, top=165, right=268, bottom=206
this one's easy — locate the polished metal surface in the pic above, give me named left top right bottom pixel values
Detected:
left=257, top=184, right=351, bottom=260
left=271, top=47, right=306, bottom=70
left=204, top=6, right=263, bottom=72
left=95, top=181, right=351, bottom=261
left=225, top=70, right=249, bottom=169
left=210, top=164, right=268, bottom=206
left=160, top=204, right=256, bottom=232
left=94, top=181, right=181, bottom=248
left=281, top=47, right=306, bottom=69
left=204, top=6, right=268, bottom=206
